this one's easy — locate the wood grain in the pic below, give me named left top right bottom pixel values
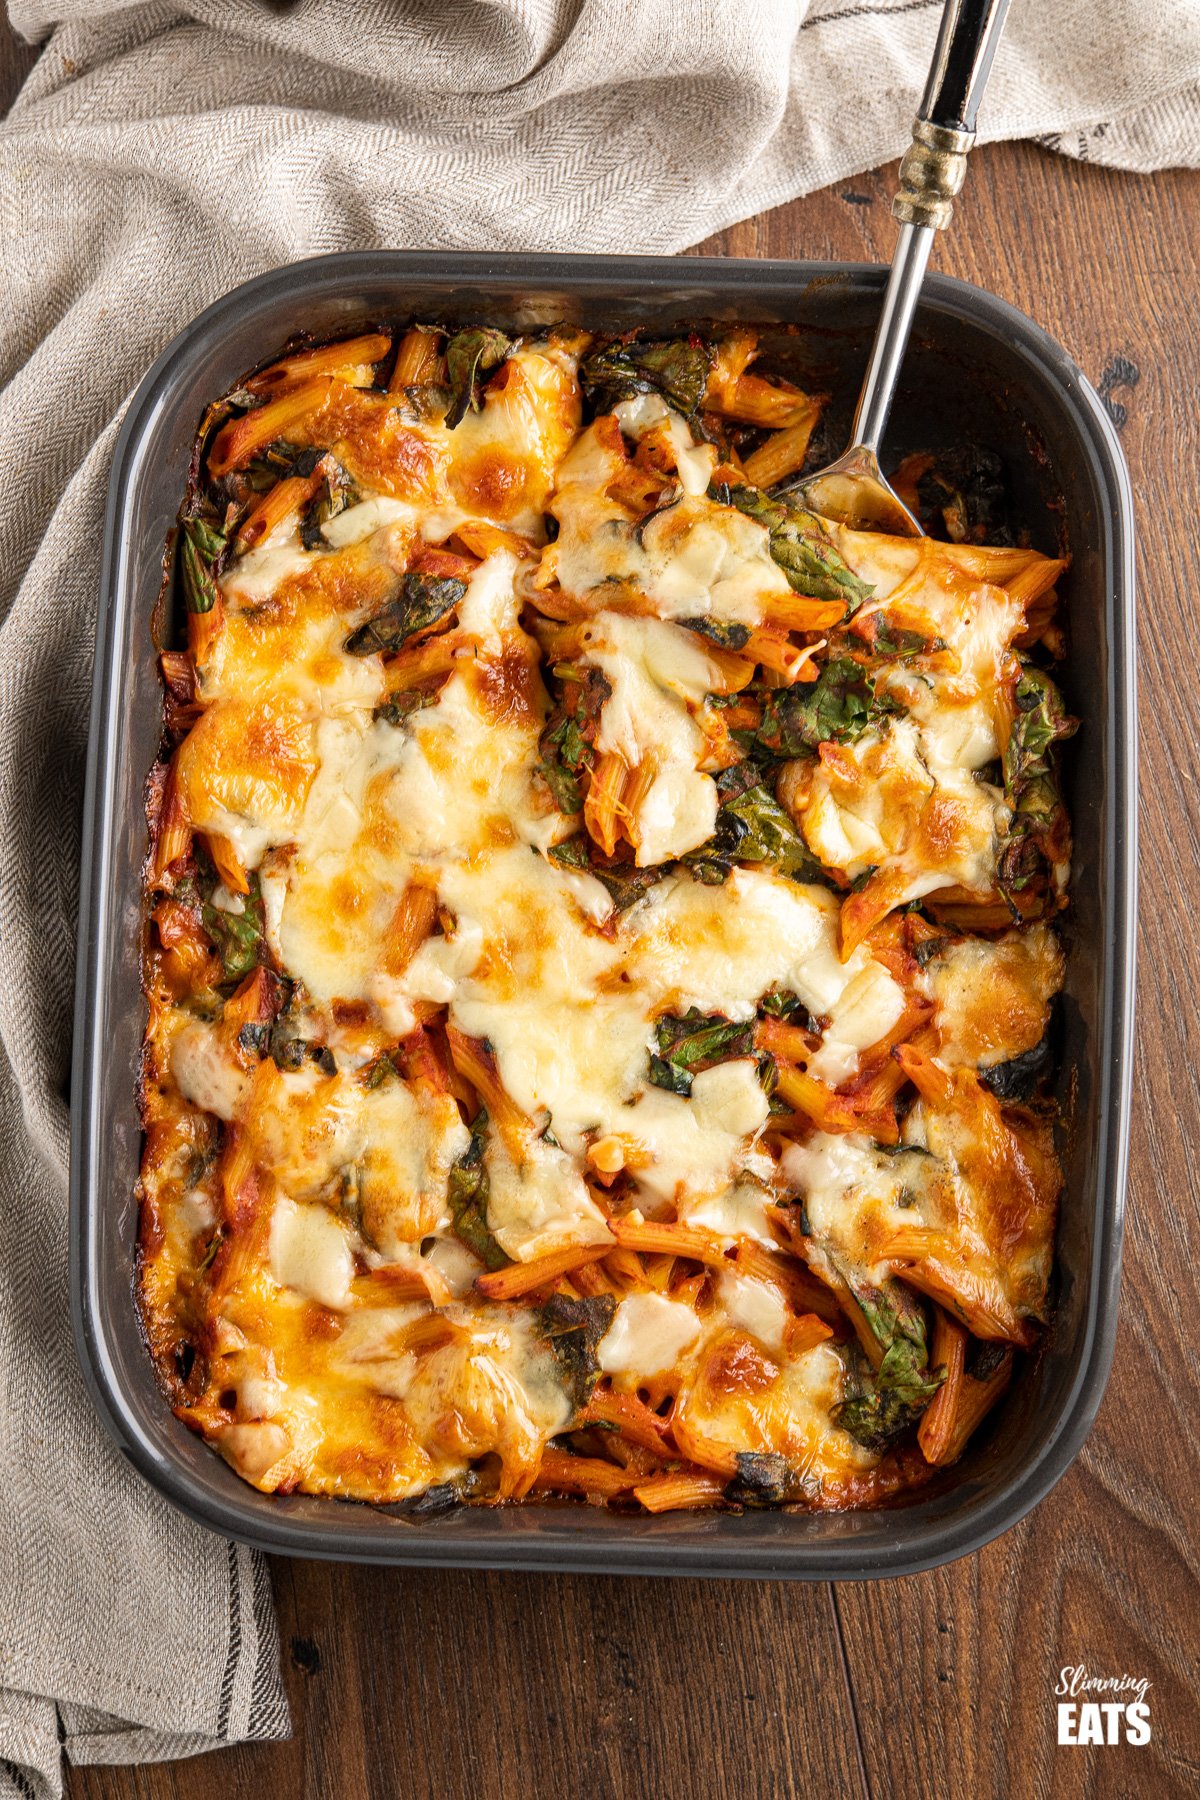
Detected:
left=697, top=143, right=1200, bottom=1800
left=6, top=8, right=1192, bottom=1792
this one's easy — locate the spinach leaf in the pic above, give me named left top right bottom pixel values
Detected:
left=445, top=328, right=512, bottom=428
left=548, top=836, right=663, bottom=911
left=759, top=987, right=814, bottom=1026
left=592, top=862, right=664, bottom=911
left=538, top=724, right=587, bottom=815
left=536, top=1293, right=617, bottom=1412
left=648, top=1008, right=757, bottom=1097
left=834, top=1335, right=944, bottom=1452
left=447, top=1112, right=508, bottom=1271
left=201, top=874, right=265, bottom=983
left=979, top=1028, right=1054, bottom=1103
left=680, top=616, right=751, bottom=651
left=915, top=444, right=1011, bottom=546
left=756, top=657, right=897, bottom=758
left=830, top=1269, right=942, bottom=1451
left=851, top=612, right=942, bottom=660
left=723, top=484, right=873, bottom=609
left=179, top=515, right=226, bottom=615
left=345, top=573, right=466, bottom=656
left=1003, top=665, right=1077, bottom=799
left=373, top=689, right=441, bottom=728
left=537, top=666, right=611, bottom=817
left=580, top=335, right=714, bottom=420
left=547, top=835, right=591, bottom=871
left=301, top=457, right=356, bottom=550
left=392, top=1471, right=481, bottom=1516
left=686, top=770, right=827, bottom=887
left=997, top=665, right=1077, bottom=902
left=241, top=444, right=324, bottom=491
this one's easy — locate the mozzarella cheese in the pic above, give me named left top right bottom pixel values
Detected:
left=598, top=1293, right=702, bottom=1379
left=140, top=325, right=1069, bottom=1512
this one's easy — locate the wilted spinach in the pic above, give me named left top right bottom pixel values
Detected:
left=200, top=874, right=266, bottom=984
left=979, top=1027, right=1054, bottom=1103
left=681, top=616, right=752, bottom=651
left=373, top=688, right=441, bottom=728
left=915, top=444, right=1012, bottom=545
left=722, top=484, right=873, bottom=609
left=538, top=666, right=611, bottom=817
left=851, top=612, right=942, bottom=660
left=445, top=327, right=512, bottom=428
left=997, top=664, right=1077, bottom=902
left=548, top=837, right=662, bottom=911
left=447, top=1112, right=508, bottom=1271
left=726, top=1451, right=798, bottom=1507
left=754, top=657, right=898, bottom=759
left=536, top=1293, right=617, bottom=1412
left=648, top=1008, right=759, bottom=1097
left=830, top=1270, right=942, bottom=1451
left=687, top=765, right=827, bottom=887
left=301, top=457, right=356, bottom=549
left=580, top=334, right=714, bottom=420
left=179, top=515, right=226, bottom=615
left=834, top=1335, right=944, bottom=1452
left=345, top=573, right=467, bottom=656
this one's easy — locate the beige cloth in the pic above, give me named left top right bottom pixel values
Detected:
left=1, top=1, right=1198, bottom=1795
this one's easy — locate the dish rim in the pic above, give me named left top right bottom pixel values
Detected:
left=70, top=250, right=1137, bottom=1579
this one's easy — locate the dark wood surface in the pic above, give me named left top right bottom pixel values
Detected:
left=5, top=23, right=1197, bottom=1800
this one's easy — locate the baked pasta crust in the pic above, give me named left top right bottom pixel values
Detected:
left=137, top=323, right=1074, bottom=1511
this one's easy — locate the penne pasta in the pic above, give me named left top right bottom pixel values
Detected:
left=205, top=831, right=249, bottom=897
left=141, top=317, right=1073, bottom=1519
left=245, top=332, right=391, bottom=397
left=388, top=325, right=442, bottom=391
left=475, top=1242, right=613, bottom=1301
left=916, top=1309, right=968, bottom=1466
left=380, top=882, right=438, bottom=978
left=582, top=750, right=630, bottom=857
left=533, top=1448, right=638, bottom=1499
left=739, top=400, right=824, bottom=489
left=609, top=1217, right=730, bottom=1266
left=632, top=1468, right=727, bottom=1512
left=208, top=378, right=337, bottom=478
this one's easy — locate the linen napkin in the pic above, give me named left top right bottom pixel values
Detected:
left=2, top=2, right=1198, bottom=1795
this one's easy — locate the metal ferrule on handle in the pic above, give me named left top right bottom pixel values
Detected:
left=892, top=121, right=974, bottom=231
left=892, top=0, right=1010, bottom=231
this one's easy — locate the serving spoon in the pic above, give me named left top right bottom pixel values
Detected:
left=786, top=0, right=1012, bottom=536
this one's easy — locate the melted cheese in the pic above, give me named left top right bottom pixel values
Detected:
left=781, top=1133, right=916, bottom=1282
left=801, top=715, right=1004, bottom=901
left=358, top=1080, right=470, bottom=1255
left=269, top=1196, right=356, bottom=1310
left=141, top=325, right=1069, bottom=1513
left=170, top=1018, right=248, bottom=1121
left=715, top=1271, right=790, bottom=1353
left=544, top=410, right=792, bottom=626
left=925, top=925, right=1064, bottom=1068
left=584, top=613, right=721, bottom=864
left=598, top=1293, right=702, bottom=1379
left=679, top=1179, right=777, bottom=1245
left=484, top=1134, right=611, bottom=1262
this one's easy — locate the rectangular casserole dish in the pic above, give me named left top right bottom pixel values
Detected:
left=71, top=250, right=1136, bottom=1579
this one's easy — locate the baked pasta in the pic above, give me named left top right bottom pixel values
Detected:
left=138, top=321, right=1075, bottom=1513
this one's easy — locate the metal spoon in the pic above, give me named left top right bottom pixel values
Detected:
left=786, top=0, right=1012, bottom=536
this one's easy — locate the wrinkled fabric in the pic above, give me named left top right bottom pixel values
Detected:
left=2, top=0, right=1198, bottom=1793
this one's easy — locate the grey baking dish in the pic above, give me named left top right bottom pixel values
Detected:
left=71, top=251, right=1136, bottom=1579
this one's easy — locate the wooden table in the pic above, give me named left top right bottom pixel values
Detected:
left=5, top=25, right=1197, bottom=1799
